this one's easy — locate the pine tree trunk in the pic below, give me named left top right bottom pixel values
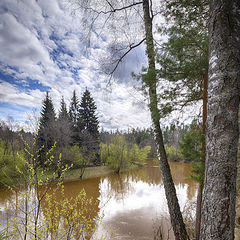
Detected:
left=142, top=1, right=189, bottom=239
left=200, top=0, right=240, bottom=239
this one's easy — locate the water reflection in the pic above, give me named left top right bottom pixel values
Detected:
left=0, top=161, right=198, bottom=239
left=96, top=161, right=198, bottom=239
left=39, top=178, right=101, bottom=239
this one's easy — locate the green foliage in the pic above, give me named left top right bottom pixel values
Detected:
left=1, top=135, right=104, bottom=240
left=165, top=144, right=182, bottom=161
left=59, top=145, right=91, bottom=178
left=37, top=92, right=56, bottom=166
left=162, top=123, right=188, bottom=146
left=79, top=89, right=99, bottom=138
left=35, top=187, right=100, bottom=239
left=79, top=89, right=100, bottom=165
left=103, top=136, right=129, bottom=173
left=156, top=0, right=209, bottom=116
left=36, top=89, right=101, bottom=169
left=179, top=127, right=202, bottom=161
left=38, top=92, right=56, bottom=128
left=69, top=90, right=80, bottom=131
left=60, top=145, right=85, bottom=168
left=0, top=138, right=25, bottom=187
left=58, top=96, right=69, bottom=121
left=100, top=136, right=151, bottom=173
left=179, top=123, right=204, bottom=184
left=101, top=127, right=156, bottom=159
left=100, top=142, right=109, bottom=166
left=129, top=144, right=151, bottom=163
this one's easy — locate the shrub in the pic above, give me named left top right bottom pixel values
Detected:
left=100, top=136, right=151, bottom=173
left=0, top=139, right=25, bottom=187
left=165, top=145, right=182, bottom=162
left=1, top=136, right=104, bottom=239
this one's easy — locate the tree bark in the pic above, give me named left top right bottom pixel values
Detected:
left=195, top=71, right=208, bottom=240
left=200, top=0, right=240, bottom=239
left=142, top=1, right=189, bottom=239
left=195, top=184, right=203, bottom=240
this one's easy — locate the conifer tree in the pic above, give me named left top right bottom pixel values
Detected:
left=158, top=2, right=209, bottom=238
left=69, top=90, right=81, bottom=144
left=158, top=0, right=208, bottom=115
left=79, top=88, right=100, bottom=165
left=69, top=90, right=80, bottom=130
left=79, top=89, right=99, bottom=138
left=37, top=92, right=56, bottom=166
left=56, top=96, right=72, bottom=149
left=58, top=96, right=69, bottom=120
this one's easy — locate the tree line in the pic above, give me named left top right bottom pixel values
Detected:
left=37, top=88, right=100, bottom=170
left=0, top=105, right=205, bottom=187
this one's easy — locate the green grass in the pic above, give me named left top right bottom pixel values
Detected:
left=63, top=166, right=113, bottom=181
left=0, top=163, right=146, bottom=188
left=62, top=162, right=146, bottom=181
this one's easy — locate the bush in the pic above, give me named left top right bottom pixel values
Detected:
left=60, top=145, right=85, bottom=168
left=179, top=123, right=204, bottom=183
left=0, top=138, right=25, bottom=187
left=1, top=137, right=104, bottom=240
left=165, top=144, right=182, bottom=161
left=100, top=136, right=151, bottom=173
left=129, top=144, right=151, bottom=163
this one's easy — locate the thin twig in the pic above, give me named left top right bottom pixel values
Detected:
left=108, top=38, right=146, bottom=81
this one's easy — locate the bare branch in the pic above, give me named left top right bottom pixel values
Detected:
left=149, top=0, right=154, bottom=19
left=85, top=1, right=144, bottom=15
left=109, top=38, right=146, bottom=76
left=105, top=0, right=114, bottom=11
left=81, top=2, right=143, bottom=17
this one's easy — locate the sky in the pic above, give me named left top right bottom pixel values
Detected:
left=0, top=0, right=154, bottom=131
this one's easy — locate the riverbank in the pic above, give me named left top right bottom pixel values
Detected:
left=62, top=162, right=146, bottom=182
left=61, top=159, right=194, bottom=182
left=0, top=162, right=147, bottom=189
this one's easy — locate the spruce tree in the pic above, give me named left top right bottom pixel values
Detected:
left=59, top=96, right=69, bottom=120
left=56, top=96, right=72, bottom=149
left=37, top=92, right=56, bottom=166
left=79, top=88, right=100, bottom=165
left=79, top=89, right=99, bottom=137
left=69, top=90, right=81, bottom=144
left=69, top=90, right=80, bottom=130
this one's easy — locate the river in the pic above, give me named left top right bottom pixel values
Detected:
left=0, top=161, right=198, bottom=239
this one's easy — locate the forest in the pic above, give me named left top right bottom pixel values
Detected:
left=0, top=90, right=204, bottom=186
left=0, top=0, right=239, bottom=240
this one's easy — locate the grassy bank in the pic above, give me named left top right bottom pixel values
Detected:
left=63, top=166, right=113, bottom=181
left=0, top=162, right=146, bottom=188
left=62, top=162, right=146, bottom=182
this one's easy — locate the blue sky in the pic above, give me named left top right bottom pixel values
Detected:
left=0, top=0, right=153, bottom=131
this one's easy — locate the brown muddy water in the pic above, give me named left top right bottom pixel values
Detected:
left=0, top=161, right=198, bottom=239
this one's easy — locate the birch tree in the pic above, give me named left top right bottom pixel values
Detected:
left=200, top=0, right=240, bottom=239
left=70, top=0, right=189, bottom=239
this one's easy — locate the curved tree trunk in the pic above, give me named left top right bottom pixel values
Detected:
left=200, top=0, right=240, bottom=239
left=142, top=1, right=189, bottom=239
